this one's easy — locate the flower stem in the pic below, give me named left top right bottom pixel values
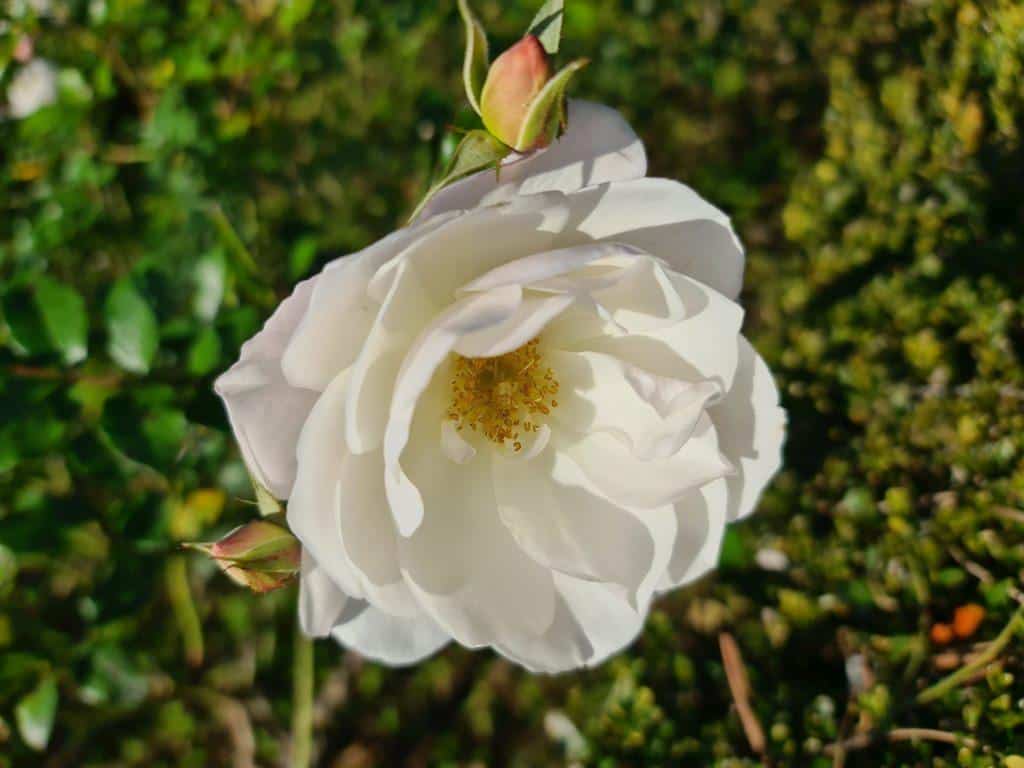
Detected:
left=290, top=619, right=315, bottom=768
left=917, top=606, right=1024, bottom=704
left=166, top=554, right=204, bottom=667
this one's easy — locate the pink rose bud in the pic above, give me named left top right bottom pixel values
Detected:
left=480, top=35, right=551, bottom=150
left=186, top=520, right=300, bottom=594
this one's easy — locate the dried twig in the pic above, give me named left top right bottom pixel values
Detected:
left=825, top=727, right=979, bottom=756
left=719, top=632, right=766, bottom=756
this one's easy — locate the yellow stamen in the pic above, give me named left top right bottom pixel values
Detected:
left=446, top=338, right=560, bottom=451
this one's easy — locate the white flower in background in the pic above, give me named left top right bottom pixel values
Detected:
left=216, top=100, right=786, bottom=672
left=6, top=58, right=58, bottom=119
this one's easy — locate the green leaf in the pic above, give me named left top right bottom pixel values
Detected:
left=2, top=290, right=51, bottom=356
left=528, top=0, right=564, bottom=55
left=408, top=129, right=510, bottom=222
left=514, top=58, right=588, bottom=151
left=35, top=276, right=88, bottom=365
left=458, top=0, right=489, bottom=115
left=186, top=326, right=221, bottom=376
left=105, top=278, right=158, bottom=374
left=15, top=675, right=57, bottom=751
left=277, top=0, right=315, bottom=31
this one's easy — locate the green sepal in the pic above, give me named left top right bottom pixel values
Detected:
left=409, top=129, right=511, bottom=222
left=253, top=476, right=282, bottom=517
left=528, top=0, right=564, bottom=55
left=458, top=0, right=489, bottom=115
left=514, top=57, right=587, bottom=151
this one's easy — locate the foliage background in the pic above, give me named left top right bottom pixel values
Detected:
left=2, top=0, right=1023, bottom=765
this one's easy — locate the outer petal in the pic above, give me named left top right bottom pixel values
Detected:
left=710, top=336, right=786, bottom=521
left=498, top=505, right=677, bottom=673
left=416, top=100, right=647, bottom=220
left=562, top=178, right=745, bottom=300
left=289, top=370, right=416, bottom=616
left=214, top=276, right=319, bottom=499
left=658, top=477, right=729, bottom=591
left=331, top=602, right=449, bottom=667
left=298, top=551, right=349, bottom=638
left=281, top=211, right=459, bottom=393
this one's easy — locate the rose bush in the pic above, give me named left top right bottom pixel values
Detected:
left=216, top=100, right=786, bottom=672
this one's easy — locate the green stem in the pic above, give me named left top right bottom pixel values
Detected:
left=206, top=203, right=277, bottom=310
left=166, top=555, right=204, bottom=667
left=917, top=606, right=1024, bottom=704
left=291, top=619, right=314, bottom=768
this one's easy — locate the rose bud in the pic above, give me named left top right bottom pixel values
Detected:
left=185, top=520, right=300, bottom=594
left=480, top=35, right=550, bottom=151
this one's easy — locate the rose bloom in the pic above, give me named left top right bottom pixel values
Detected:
left=216, top=101, right=786, bottom=672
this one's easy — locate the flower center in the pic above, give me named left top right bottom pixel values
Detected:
left=446, top=338, right=560, bottom=452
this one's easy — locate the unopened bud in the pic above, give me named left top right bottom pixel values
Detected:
left=480, top=35, right=550, bottom=150
left=185, top=520, right=300, bottom=594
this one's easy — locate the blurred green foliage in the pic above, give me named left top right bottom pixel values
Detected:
left=2, top=0, right=1023, bottom=766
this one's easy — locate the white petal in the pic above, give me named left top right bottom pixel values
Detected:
left=281, top=212, right=458, bottom=392
left=331, top=602, right=449, bottom=667
left=440, top=420, right=476, bottom=464
left=492, top=446, right=655, bottom=596
left=560, top=414, right=733, bottom=509
left=289, top=371, right=416, bottom=616
left=710, top=336, right=786, bottom=521
left=658, top=478, right=729, bottom=590
left=565, top=178, right=745, bottom=300
left=452, top=293, right=575, bottom=358
left=550, top=350, right=721, bottom=460
left=416, top=100, right=647, bottom=220
left=298, top=551, right=349, bottom=638
left=553, top=575, right=646, bottom=667
left=400, top=192, right=571, bottom=307
left=214, top=276, right=319, bottom=499
left=497, top=504, right=676, bottom=673
left=383, top=286, right=523, bottom=537
left=458, top=241, right=646, bottom=295
left=397, top=413, right=558, bottom=649
left=344, top=260, right=439, bottom=454
left=575, top=270, right=745, bottom=395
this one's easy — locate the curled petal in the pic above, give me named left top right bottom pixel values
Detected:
left=710, top=336, right=787, bottom=521
left=560, top=414, right=733, bottom=510
left=214, top=277, right=319, bottom=499
left=331, top=602, right=450, bottom=667
left=290, top=371, right=417, bottom=616
left=551, top=350, right=720, bottom=461
left=563, top=177, right=745, bottom=300
left=299, top=551, right=348, bottom=638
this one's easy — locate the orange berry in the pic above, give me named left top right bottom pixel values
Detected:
left=930, top=622, right=954, bottom=645
left=953, top=603, right=986, bottom=639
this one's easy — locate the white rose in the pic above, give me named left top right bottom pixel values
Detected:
left=216, top=100, right=786, bottom=672
left=6, top=58, right=57, bottom=119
